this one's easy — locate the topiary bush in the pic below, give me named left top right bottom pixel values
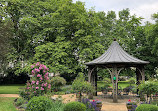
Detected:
left=26, top=96, right=52, bottom=111
left=136, top=104, right=158, bottom=111
left=63, top=101, right=86, bottom=111
left=50, top=76, right=66, bottom=91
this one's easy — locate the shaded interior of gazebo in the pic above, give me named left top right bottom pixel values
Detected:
left=85, top=39, right=149, bottom=103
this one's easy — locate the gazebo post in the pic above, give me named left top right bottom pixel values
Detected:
left=88, top=66, right=93, bottom=83
left=94, top=68, right=97, bottom=96
left=136, top=68, right=141, bottom=94
left=88, top=66, right=97, bottom=96
left=141, top=66, right=145, bottom=81
left=112, top=66, right=118, bottom=103
left=136, top=66, right=145, bottom=94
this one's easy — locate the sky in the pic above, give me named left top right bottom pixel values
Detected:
left=73, top=0, right=158, bottom=24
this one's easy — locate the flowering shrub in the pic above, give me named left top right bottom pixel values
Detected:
left=126, top=99, right=137, bottom=105
left=81, top=98, right=101, bottom=111
left=22, top=62, right=51, bottom=100
left=126, top=99, right=137, bottom=110
left=95, top=100, right=102, bottom=104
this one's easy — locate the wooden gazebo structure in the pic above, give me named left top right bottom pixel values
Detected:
left=85, top=39, right=149, bottom=102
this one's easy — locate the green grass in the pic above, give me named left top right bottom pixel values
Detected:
left=0, top=84, right=25, bottom=94
left=0, top=97, right=17, bottom=111
left=98, top=81, right=136, bottom=89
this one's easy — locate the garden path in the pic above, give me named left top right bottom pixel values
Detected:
left=0, top=93, right=132, bottom=111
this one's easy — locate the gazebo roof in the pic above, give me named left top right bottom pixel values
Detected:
left=85, top=40, right=149, bottom=66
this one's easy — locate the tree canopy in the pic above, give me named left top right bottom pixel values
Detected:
left=0, top=0, right=158, bottom=81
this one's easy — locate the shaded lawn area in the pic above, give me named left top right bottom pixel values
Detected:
left=0, top=97, right=17, bottom=111
left=98, top=81, right=136, bottom=89
left=0, top=84, right=25, bottom=94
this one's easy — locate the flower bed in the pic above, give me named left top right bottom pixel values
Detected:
left=126, top=99, right=137, bottom=111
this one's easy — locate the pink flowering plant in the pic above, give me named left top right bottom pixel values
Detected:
left=21, top=62, right=51, bottom=100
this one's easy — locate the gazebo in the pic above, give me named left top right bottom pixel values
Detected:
left=85, top=39, right=149, bottom=102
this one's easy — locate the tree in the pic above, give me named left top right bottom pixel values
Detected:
left=2, top=0, right=158, bottom=81
left=0, top=3, right=13, bottom=73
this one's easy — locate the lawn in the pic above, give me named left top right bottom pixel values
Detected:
left=0, top=97, right=17, bottom=111
left=97, top=81, right=135, bottom=89
left=0, top=84, right=25, bottom=94
left=0, top=82, right=134, bottom=94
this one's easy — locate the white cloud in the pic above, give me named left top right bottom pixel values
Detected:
left=130, top=2, right=158, bottom=23
left=73, top=0, right=158, bottom=23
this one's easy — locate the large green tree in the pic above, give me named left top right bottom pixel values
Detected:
left=1, top=0, right=158, bottom=80
left=0, top=2, right=13, bottom=73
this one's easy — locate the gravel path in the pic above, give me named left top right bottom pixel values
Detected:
left=0, top=93, right=134, bottom=111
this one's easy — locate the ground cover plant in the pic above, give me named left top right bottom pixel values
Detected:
left=0, top=97, right=17, bottom=111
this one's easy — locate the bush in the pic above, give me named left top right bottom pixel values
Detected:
left=26, top=96, right=52, bottom=111
left=47, top=100, right=65, bottom=111
left=136, top=104, right=158, bottom=111
left=72, top=73, right=94, bottom=94
left=23, top=62, right=51, bottom=100
left=151, top=101, right=158, bottom=106
left=64, top=101, right=86, bottom=111
left=103, top=78, right=111, bottom=84
left=14, top=97, right=25, bottom=106
left=61, top=85, right=75, bottom=94
left=139, top=81, right=158, bottom=100
left=118, top=76, right=127, bottom=81
left=50, top=76, right=66, bottom=91
left=128, top=77, right=135, bottom=85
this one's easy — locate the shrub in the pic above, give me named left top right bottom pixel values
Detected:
left=61, top=85, right=75, bottom=94
left=136, top=104, right=158, bottom=111
left=72, top=73, right=94, bottom=94
left=81, top=98, right=102, bottom=111
left=14, top=97, right=25, bottom=106
left=151, top=100, right=158, bottom=106
left=118, top=76, right=127, bottom=81
left=64, top=101, right=86, bottom=111
left=23, top=62, right=51, bottom=100
left=139, top=81, right=158, bottom=101
left=47, top=100, right=65, bottom=111
left=50, top=76, right=66, bottom=91
left=26, top=96, right=52, bottom=111
left=128, top=77, right=135, bottom=85
left=103, top=78, right=111, bottom=84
